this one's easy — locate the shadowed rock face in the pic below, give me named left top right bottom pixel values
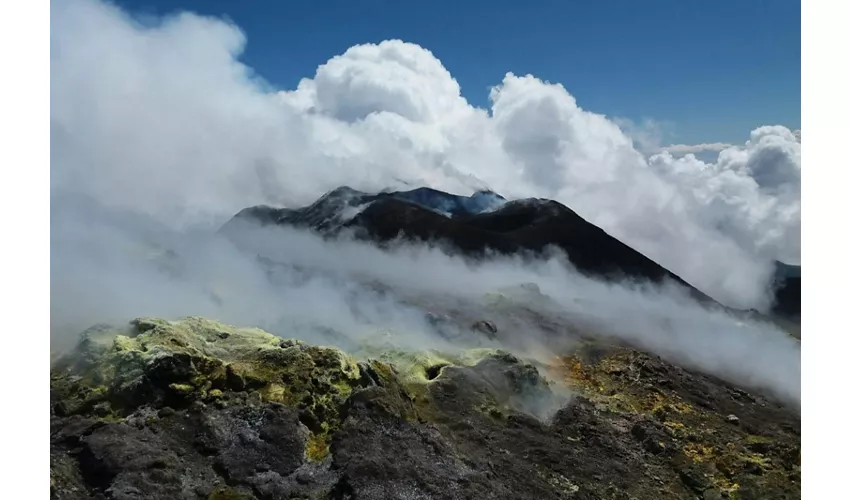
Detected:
left=770, top=262, right=800, bottom=322
left=51, top=317, right=800, bottom=500
left=221, top=187, right=717, bottom=307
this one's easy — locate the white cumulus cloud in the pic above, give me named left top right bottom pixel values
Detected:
left=50, top=0, right=800, bottom=310
left=649, top=127, right=801, bottom=265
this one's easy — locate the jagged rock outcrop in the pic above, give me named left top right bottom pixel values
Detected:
left=51, top=317, right=800, bottom=500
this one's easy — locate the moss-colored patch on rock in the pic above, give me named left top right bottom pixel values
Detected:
left=549, top=342, right=800, bottom=498
left=50, top=316, right=371, bottom=471
left=305, top=432, right=332, bottom=462
left=207, top=486, right=256, bottom=500
left=50, top=317, right=522, bottom=452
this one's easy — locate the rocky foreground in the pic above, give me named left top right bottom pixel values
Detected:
left=50, top=317, right=800, bottom=500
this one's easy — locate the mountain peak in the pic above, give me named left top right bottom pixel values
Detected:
left=222, top=186, right=716, bottom=307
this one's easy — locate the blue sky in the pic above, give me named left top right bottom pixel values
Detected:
left=110, top=0, right=800, bottom=146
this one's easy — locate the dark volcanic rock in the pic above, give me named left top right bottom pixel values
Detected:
left=770, top=261, right=800, bottom=322
left=51, top=317, right=800, bottom=500
left=194, top=404, right=308, bottom=483
left=221, top=186, right=717, bottom=306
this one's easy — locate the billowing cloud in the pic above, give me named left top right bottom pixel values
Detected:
left=51, top=0, right=800, bottom=310
left=304, top=42, right=465, bottom=124
left=648, top=127, right=801, bottom=265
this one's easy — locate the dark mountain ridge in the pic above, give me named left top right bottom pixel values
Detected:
left=221, top=186, right=717, bottom=306
left=223, top=186, right=801, bottom=322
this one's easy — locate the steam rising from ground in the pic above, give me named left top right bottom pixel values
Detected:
left=51, top=195, right=801, bottom=408
left=50, top=0, right=801, bottom=408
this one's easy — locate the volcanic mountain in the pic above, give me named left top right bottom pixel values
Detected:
left=50, top=187, right=801, bottom=499
left=222, top=186, right=718, bottom=306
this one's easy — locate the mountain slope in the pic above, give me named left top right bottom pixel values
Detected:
left=222, top=186, right=716, bottom=306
